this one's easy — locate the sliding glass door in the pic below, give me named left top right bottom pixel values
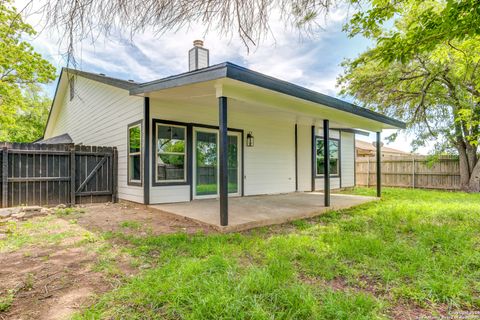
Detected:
left=194, top=128, right=241, bottom=198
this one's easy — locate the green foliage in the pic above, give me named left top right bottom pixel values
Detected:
left=75, top=188, right=480, bottom=318
left=338, top=33, right=480, bottom=154
left=0, top=0, right=55, bottom=142
left=345, top=0, right=480, bottom=62
left=0, top=289, right=14, bottom=312
left=129, top=126, right=141, bottom=152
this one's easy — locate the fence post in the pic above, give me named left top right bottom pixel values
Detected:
left=70, top=146, right=76, bottom=206
left=2, top=147, right=8, bottom=208
left=412, top=157, right=415, bottom=189
left=112, top=147, right=118, bottom=203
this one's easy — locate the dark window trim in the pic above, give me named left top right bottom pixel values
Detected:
left=314, top=135, right=341, bottom=179
left=152, top=119, right=191, bottom=187
left=153, top=121, right=189, bottom=186
left=151, top=118, right=244, bottom=190
left=127, top=120, right=143, bottom=187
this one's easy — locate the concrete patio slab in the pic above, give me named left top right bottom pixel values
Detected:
left=149, top=192, right=378, bottom=232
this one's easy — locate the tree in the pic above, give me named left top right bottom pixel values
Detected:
left=9, top=85, right=52, bottom=142
left=345, top=0, right=480, bottom=62
left=338, top=36, right=480, bottom=191
left=28, top=0, right=480, bottom=60
left=0, top=0, right=55, bottom=142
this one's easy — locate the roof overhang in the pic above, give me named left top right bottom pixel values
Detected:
left=130, top=62, right=405, bottom=131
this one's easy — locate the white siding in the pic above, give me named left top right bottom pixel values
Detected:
left=46, top=76, right=144, bottom=203
left=297, top=124, right=312, bottom=192
left=149, top=99, right=296, bottom=203
left=45, top=76, right=357, bottom=205
left=340, top=132, right=355, bottom=187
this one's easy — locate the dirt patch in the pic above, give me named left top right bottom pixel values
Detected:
left=0, top=202, right=212, bottom=319
left=388, top=300, right=451, bottom=320
left=74, top=202, right=213, bottom=235
left=0, top=244, right=110, bottom=320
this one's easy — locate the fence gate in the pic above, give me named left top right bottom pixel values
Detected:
left=0, top=143, right=117, bottom=208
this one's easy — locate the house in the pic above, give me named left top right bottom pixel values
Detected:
left=355, top=140, right=410, bottom=157
left=42, top=40, right=405, bottom=226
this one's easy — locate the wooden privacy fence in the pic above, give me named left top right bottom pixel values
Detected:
left=0, top=142, right=118, bottom=208
left=356, top=155, right=460, bottom=190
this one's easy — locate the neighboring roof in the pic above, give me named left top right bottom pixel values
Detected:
left=355, top=140, right=409, bottom=154
left=35, top=133, right=73, bottom=144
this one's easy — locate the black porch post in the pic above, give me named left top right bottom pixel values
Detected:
left=143, top=97, right=150, bottom=205
left=219, top=96, right=228, bottom=226
left=376, top=131, right=382, bottom=197
left=323, top=119, right=330, bottom=207
left=311, top=125, right=316, bottom=192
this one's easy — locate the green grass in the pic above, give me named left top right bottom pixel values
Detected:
left=55, top=207, right=85, bottom=216
left=0, top=216, right=78, bottom=252
left=120, top=220, right=143, bottom=230
left=54, top=188, right=480, bottom=318
left=0, top=290, right=14, bottom=312
left=196, top=183, right=239, bottom=195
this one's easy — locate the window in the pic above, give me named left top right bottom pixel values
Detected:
left=128, top=123, right=142, bottom=185
left=156, top=124, right=187, bottom=182
left=316, top=137, right=340, bottom=176
left=69, top=77, right=75, bottom=101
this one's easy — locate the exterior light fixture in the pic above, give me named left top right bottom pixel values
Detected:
left=246, top=131, right=254, bottom=147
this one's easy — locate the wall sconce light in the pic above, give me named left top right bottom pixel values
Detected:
left=246, top=131, right=254, bottom=147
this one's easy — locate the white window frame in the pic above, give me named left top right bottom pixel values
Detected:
left=127, top=123, right=142, bottom=185
left=155, top=123, right=187, bottom=183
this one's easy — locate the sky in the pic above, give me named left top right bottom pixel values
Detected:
left=16, top=1, right=429, bottom=154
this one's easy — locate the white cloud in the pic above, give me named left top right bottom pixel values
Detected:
left=15, top=1, right=428, bottom=153
left=17, top=1, right=347, bottom=86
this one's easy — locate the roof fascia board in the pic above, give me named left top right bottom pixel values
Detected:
left=42, top=68, right=65, bottom=139
left=64, top=68, right=137, bottom=90
left=130, top=63, right=228, bottom=95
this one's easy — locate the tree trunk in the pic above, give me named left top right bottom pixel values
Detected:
left=457, top=142, right=471, bottom=189
left=457, top=142, right=480, bottom=192
left=467, top=158, right=480, bottom=192
left=466, top=142, right=477, bottom=173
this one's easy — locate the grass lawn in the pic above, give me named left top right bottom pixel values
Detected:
left=196, top=182, right=239, bottom=195
left=71, top=188, right=480, bottom=319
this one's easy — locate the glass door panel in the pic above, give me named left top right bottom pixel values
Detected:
left=195, top=131, right=218, bottom=196
left=227, top=135, right=239, bottom=194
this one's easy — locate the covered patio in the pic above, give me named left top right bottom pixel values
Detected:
left=149, top=192, right=377, bottom=232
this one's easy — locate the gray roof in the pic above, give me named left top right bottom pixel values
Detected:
left=63, top=68, right=138, bottom=90
left=57, top=63, right=406, bottom=129
left=35, top=133, right=73, bottom=144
